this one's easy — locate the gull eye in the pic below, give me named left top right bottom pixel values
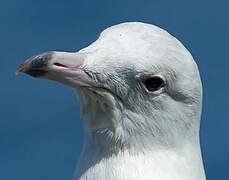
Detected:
left=143, top=76, right=165, bottom=92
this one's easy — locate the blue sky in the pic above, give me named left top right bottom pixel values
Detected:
left=1, top=0, right=228, bottom=179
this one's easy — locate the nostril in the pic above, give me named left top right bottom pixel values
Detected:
left=54, top=62, right=68, bottom=68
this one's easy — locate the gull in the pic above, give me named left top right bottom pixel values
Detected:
left=16, top=22, right=206, bottom=180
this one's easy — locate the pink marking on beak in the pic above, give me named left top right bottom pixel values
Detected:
left=54, top=62, right=68, bottom=68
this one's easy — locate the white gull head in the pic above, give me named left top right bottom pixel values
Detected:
left=17, top=22, right=206, bottom=180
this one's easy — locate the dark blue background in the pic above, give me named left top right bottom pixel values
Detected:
left=1, top=0, right=228, bottom=179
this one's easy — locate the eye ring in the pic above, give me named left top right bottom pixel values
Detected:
left=141, top=75, right=166, bottom=92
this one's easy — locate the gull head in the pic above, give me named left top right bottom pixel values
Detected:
left=17, top=22, right=202, bottom=151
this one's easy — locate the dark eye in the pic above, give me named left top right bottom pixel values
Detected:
left=143, top=76, right=165, bottom=92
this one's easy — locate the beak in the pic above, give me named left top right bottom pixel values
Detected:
left=16, top=51, right=54, bottom=77
left=16, top=51, right=98, bottom=88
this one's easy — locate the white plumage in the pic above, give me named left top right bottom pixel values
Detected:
left=17, top=22, right=206, bottom=180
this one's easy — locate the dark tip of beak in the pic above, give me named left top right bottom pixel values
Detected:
left=23, top=69, right=47, bottom=77
left=16, top=51, right=54, bottom=77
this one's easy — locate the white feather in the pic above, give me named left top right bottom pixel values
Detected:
left=72, top=22, right=206, bottom=180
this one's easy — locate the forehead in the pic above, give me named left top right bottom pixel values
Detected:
left=80, top=23, right=195, bottom=74
left=83, top=23, right=178, bottom=55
